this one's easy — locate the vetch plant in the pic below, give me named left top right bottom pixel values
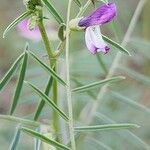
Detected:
left=0, top=0, right=149, bottom=150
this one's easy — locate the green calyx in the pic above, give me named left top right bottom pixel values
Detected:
left=28, top=6, right=42, bottom=30
left=23, top=0, right=42, bottom=11
left=69, top=18, right=85, bottom=31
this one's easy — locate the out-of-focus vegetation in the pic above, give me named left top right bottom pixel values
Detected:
left=0, top=0, right=150, bottom=150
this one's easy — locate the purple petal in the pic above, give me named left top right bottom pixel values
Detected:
left=85, top=26, right=110, bottom=54
left=17, top=19, right=41, bottom=41
left=78, top=3, right=117, bottom=28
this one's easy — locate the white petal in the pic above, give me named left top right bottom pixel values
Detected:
left=90, top=25, right=109, bottom=53
left=85, top=27, right=97, bottom=54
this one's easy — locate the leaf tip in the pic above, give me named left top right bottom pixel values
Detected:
left=2, top=33, right=6, bottom=39
left=24, top=80, right=28, bottom=84
left=135, top=124, right=140, bottom=128
left=127, top=51, right=132, bottom=56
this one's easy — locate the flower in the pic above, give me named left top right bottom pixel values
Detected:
left=17, top=19, right=58, bottom=42
left=78, top=2, right=117, bottom=54
left=17, top=19, right=41, bottom=41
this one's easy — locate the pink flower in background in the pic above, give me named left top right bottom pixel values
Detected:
left=17, top=19, right=58, bottom=41
left=78, top=3, right=117, bottom=54
left=17, top=19, right=41, bottom=41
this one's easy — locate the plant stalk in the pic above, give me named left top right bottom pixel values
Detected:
left=65, top=0, right=76, bottom=150
left=38, top=17, right=54, bottom=60
left=38, top=10, right=60, bottom=145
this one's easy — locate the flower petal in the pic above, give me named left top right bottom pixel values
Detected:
left=17, top=19, right=41, bottom=41
left=85, top=27, right=97, bottom=54
left=78, top=3, right=117, bottom=28
left=85, top=26, right=110, bottom=54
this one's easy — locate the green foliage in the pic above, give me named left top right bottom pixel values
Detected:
left=34, top=76, right=53, bottom=121
left=25, top=81, right=69, bottom=121
left=28, top=51, right=66, bottom=86
left=21, top=127, right=71, bottom=150
left=10, top=51, right=28, bottom=115
left=72, top=76, right=125, bottom=92
left=102, top=35, right=131, bottom=55
left=74, top=123, right=139, bottom=132
left=3, top=11, right=32, bottom=38
left=41, top=0, right=64, bottom=24
left=0, top=53, right=24, bottom=91
left=0, top=0, right=150, bottom=150
left=0, top=115, right=39, bottom=127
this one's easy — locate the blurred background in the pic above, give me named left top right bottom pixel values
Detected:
left=0, top=0, right=150, bottom=149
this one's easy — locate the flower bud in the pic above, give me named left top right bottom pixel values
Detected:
left=23, top=0, right=42, bottom=10
left=28, top=15, right=39, bottom=30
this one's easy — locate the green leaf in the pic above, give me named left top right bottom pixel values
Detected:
left=111, top=91, right=150, bottom=114
left=21, top=127, right=71, bottom=150
left=28, top=51, right=66, bottom=86
left=0, top=115, right=39, bottom=127
left=73, top=0, right=82, bottom=7
left=102, top=34, right=131, bottom=56
left=74, top=124, right=139, bottom=132
left=10, top=126, right=21, bottom=150
left=34, top=76, right=53, bottom=121
left=25, top=81, right=69, bottom=121
left=41, top=0, right=64, bottom=24
left=3, top=11, right=32, bottom=38
left=10, top=51, right=28, bottom=115
left=72, top=78, right=95, bottom=99
left=58, top=23, right=66, bottom=41
left=0, top=53, right=24, bottom=91
left=95, top=112, right=150, bottom=149
left=72, top=76, right=125, bottom=92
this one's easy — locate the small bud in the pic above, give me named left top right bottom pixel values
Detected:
left=28, top=15, right=39, bottom=30
left=23, top=0, right=42, bottom=10
left=69, top=18, right=85, bottom=31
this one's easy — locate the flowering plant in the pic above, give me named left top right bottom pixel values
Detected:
left=0, top=0, right=149, bottom=150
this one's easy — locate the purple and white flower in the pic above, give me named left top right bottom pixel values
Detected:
left=78, top=2, right=117, bottom=54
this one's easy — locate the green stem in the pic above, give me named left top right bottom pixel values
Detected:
left=38, top=10, right=59, bottom=145
left=66, top=0, right=76, bottom=150
left=52, top=63, right=60, bottom=142
left=38, top=17, right=54, bottom=60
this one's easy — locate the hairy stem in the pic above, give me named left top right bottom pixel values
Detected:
left=52, top=63, right=59, bottom=142
left=38, top=10, right=59, bottom=145
left=38, top=17, right=54, bottom=60
left=65, top=0, right=76, bottom=150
